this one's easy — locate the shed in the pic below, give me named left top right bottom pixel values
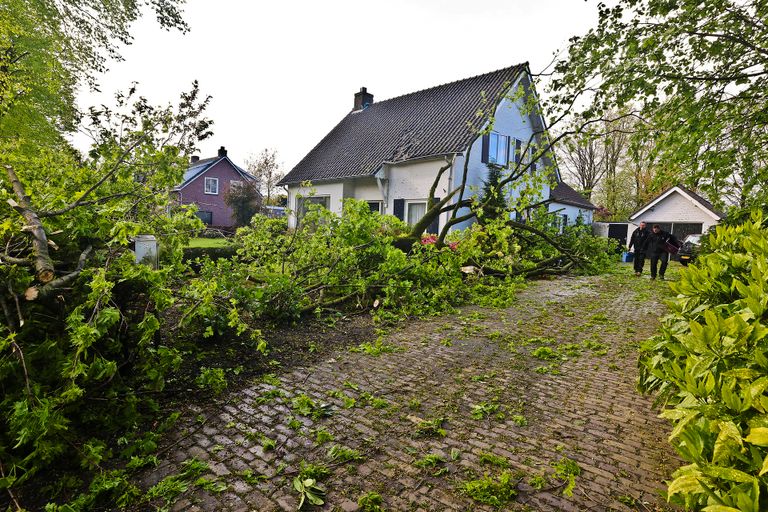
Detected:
left=629, top=185, right=724, bottom=239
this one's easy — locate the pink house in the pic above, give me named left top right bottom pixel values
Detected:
left=174, top=146, right=258, bottom=228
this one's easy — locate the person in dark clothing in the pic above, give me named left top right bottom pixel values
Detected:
left=627, top=221, right=650, bottom=276
left=646, top=224, right=678, bottom=280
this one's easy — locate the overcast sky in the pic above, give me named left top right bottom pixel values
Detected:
left=77, top=0, right=602, bottom=171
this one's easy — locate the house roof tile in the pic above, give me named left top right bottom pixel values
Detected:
left=279, top=64, right=528, bottom=185
left=549, top=181, right=597, bottom=210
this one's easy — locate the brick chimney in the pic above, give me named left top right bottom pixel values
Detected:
left=353, top=87, right=374, bottom=111
left=218, top=146, right=227, bottom=157
left=190, top=155, right=200, bottom=164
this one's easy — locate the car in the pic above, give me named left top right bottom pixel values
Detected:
left=678, top=234, right=702, bottom=266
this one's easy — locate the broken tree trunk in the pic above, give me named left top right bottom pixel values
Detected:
left=4, top=164, right=55, bottom=283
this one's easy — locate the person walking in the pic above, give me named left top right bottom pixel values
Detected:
left=628, top=221, right=650, bottom=276
left=646, top=224, right=678, bottom=280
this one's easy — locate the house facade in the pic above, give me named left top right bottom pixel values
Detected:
left=174, top=146, right=258, bottom=228
left=278, top=65, right=594, bottom=232
left=629, top=184, right=724, bottom=240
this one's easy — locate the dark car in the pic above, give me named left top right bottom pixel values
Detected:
left=678, top=234, right=702, bottom=266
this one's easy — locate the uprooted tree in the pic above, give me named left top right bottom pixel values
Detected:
left=396, top=70, right=629, bottom=276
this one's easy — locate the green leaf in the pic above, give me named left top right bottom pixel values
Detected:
left=668, top=474, right=703, bottom=496
left=712, top=421, right=743, bottom=464
left=745, top=427, right=768, bottom=446
left=700, top=465, right=755, bottom=483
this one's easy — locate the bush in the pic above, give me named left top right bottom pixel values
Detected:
left=638, top=212, right=768, bottom=510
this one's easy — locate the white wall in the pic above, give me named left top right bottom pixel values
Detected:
left=286, top=180, right=345, bottom=228
left=549, top=203, right=593, bottom=225
left=386, top=158, right=453, bottom=229
left=451, top=91, right=545, bottom=230
left=637, top=190, right=720, bottom=232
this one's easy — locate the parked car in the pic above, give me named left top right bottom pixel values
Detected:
left=678, top=234, right=702, bottom=266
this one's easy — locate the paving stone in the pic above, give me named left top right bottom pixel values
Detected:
left=136, top=273, right=680, bottom=511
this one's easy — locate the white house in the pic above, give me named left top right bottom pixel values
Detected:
left=629, top=184, right=724, bottom=240
left=278, top=64, right=595, bottom=232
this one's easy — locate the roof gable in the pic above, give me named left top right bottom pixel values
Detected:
left=630, top=185, right=724, bottom=221
left=177, top=156, right=256, bottom=191
left=279, top=64, right=528, bottom=185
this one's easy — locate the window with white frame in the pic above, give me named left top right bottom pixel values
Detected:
left=204, top=177, right=219, bottom=195
left=230, top=180, right=243, bottom=189
left=296, top=196, right=330, bottom=219
left=366, top=201, right=383, bottom=214
left=488, top=133, right=510, bottom=166
left=406, top=201, right=427, bottom=226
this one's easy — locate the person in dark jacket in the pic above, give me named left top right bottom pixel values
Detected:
left=627, top=221, right=650, bottom=276
left=646, top=224, right=678, bottom=280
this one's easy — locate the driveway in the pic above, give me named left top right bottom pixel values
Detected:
left=143, top=268, right=679, bottom=511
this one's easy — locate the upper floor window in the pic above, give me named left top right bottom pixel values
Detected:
left=488, top=133, right=509, bottom=166
left=230, top=180, right=243, bottom=189
left=204, top=177, right=219, bottom=195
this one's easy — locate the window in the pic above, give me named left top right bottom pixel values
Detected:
left=406, top=201, right=427, bottom=226
left=230, top=180, right=243, bottom=189
left=204, top=177, right=219, bottom=195
left=195, top=211, right=213, bottom=225
left=488, top=133, right=509, bottom=166
left=366, top=201, right=383, bottom=214
left=296, top=196, right=330, bottom=218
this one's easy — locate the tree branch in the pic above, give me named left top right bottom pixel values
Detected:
left=3, top=164, right=55, bottom=282
left=25, top=245, right=93, bottom=301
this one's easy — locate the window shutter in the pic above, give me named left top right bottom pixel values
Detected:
left=427, top=197, right=441, bottom=234
left=481, top=134, right=490, bottom=164
left=515, top=139, right=522, bottom=165
left=393, top=199, right=405, bottom=220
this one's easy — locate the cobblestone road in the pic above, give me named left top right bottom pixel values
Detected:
left=142, top=268, right=680, bottom=511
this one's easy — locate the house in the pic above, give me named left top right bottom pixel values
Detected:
left=277, top=64, right=595, bottom=232
left=629, top=184, right=724, bottom=240
left=174, top=146, right=258, bottom=228
left=548, top=181, right=598, bottom=227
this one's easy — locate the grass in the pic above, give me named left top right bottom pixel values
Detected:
left=186, top=237, right=231, bottom=248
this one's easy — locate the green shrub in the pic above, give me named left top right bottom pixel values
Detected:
left=638, top=213, right=768, bottom=510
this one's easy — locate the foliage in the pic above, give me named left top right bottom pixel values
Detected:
left=224, top=180, right=263, bottom=227
left=358, top=491, right=385, bottom=512
left=292, top=476, right=326, bottom=510
left=195, top=367, right=228, bottom=395
left=461, top=470, right=519, bottom=508
left=245, top=148, right=285, bottom=205
left=550, top=456, right=581, bottom=497
left=326, top=445, right=363, bottom=464
left=550, top=0, right=768, bottom=211
left=638, top=213, right=768, bottom=509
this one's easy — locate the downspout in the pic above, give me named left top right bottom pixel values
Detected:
left=374, top=165, right=389, bottom=213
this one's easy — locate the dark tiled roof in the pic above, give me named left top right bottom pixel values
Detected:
left=279, top=64, right=528, bottom=185
left=677, top=184, right=725, bottom=218
left=549, top=181, right=597, bottom=210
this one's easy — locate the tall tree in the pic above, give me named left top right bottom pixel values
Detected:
left=549, top=0, right=768, bottom=212
left=245, top=148, right=285, bottom=205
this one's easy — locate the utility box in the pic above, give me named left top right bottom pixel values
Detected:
left=134, top=235, right=158, bottom=269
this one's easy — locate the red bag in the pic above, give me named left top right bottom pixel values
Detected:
left=664, top=240, right=680, bottom=254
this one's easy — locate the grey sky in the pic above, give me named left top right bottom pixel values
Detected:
left=78, top=0, right=601, bottom=171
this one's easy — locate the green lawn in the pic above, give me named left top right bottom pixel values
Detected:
left=186, top=237, right=232, bottom=248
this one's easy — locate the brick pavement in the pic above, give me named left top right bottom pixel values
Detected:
left=141, top=271, right=679, bottom=511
